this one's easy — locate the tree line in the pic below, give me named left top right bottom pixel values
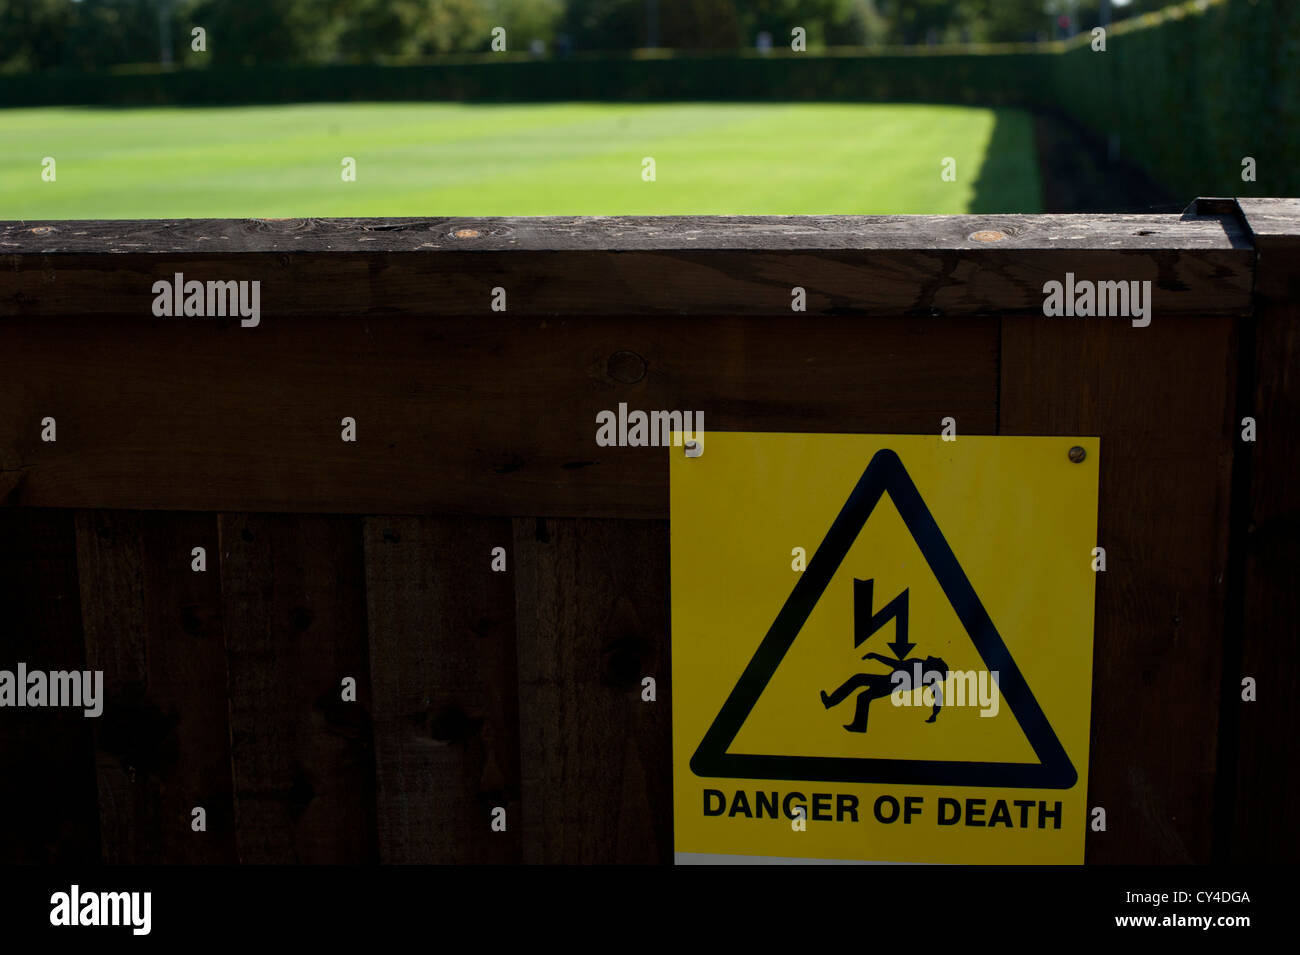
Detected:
left=0, top=0, right=1173, bottom=72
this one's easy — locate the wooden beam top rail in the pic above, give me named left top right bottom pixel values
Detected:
left=0, top=210, right=1252, bottom=254
left=0, top=208, right=1262, bottom=320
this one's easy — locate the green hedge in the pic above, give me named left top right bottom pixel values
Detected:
left=0, top=0, right=1292, bottom=199
left=1051, top=0, right=1299, bottom=201
left=0, top=53, right=1058, bottom=109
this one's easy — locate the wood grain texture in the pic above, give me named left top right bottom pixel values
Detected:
left=75, top=510, right=237, bottom=863
left=219, top=513, right=378, bottom=863
left=0, top=248, right=1253, bottom=321
left=0, top=313, right=997, bottom=516
left=364, top=516, right=521, bottom=863
left=999, top=312, right=1237, bottom=864
left=1225, top=197, right=1300, bottom=862
left=513, top=518, right=671, bottom=864
left=0, top=509, right=99, bottom=863
left=0, top=212, right=1251, bottom=254
left=0, top=212, right=1253, bottom=324
left=1234, top=197, right=1300, bottom=238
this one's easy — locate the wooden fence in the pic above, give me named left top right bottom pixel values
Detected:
left=1, top=199, right=1296, bottom=864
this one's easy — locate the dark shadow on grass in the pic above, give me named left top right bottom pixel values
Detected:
left=1029, top=109, right=1177, bottom=214
left=970, top=106, right=1179, bottom=214
left=968, top=107, right=1044, bottom=214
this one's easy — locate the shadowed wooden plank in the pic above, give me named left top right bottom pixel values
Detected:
left=0, top=314, right=998, bottom=515
left=220, top=513, right=377, bottom=863
left=513, top=518, right=671, bottom=864
left=1224, top=198, right=1300, bottom=862
left=1000, top=312, right=1236, bottom=864
left=0, top=248, right=1253, bottom=321
left=0, top=509, right=99, bottom=863
left=76, top=510, right=236, bottom=863
left=364, top=516, right=520, bottom=863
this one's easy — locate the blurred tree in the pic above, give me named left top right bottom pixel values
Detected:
left=333, top=0, right=492, bottom=59
left=184, top=0, right=341, bottom=64
left=659, top=0, right=742, bottom=49
left=0, top=0, right=1206, bottom=71
left=736, top=0, right=842, bottom=43
left=562, top=0, right=643, bottom=50
left=967, top=0, right=1053, bottom=43
left=1041, top=0, right=1172, bottom=37
left=64, top=0, right=159, bottom=69
left=487, top=0, right=564, bottom=50
left=1, top=0, right=164, bottom=71
left=873, top=0, right=975, bottom=44
left=825, top=0, right=889, bottom=46
left=0, top=0, right=72, bottom=71
left=563, top=0, right=876, bottom=51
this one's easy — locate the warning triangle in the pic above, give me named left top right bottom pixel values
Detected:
left=689, top=448, right=1077, bottom=789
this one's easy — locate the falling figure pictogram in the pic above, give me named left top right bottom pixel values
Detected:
left=820, top=579, right=948, bottom=733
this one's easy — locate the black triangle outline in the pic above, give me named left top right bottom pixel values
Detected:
left=689, top=448, right=1078, bottom=789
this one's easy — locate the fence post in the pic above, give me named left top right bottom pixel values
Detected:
left=1222, top=198, right=1300, bottom=863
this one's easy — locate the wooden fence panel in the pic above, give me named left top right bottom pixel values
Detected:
left=1226, top=199, right=1300, bottom=863
left=0, top=206, right=1293, bottom=865
left=219, top=513, right=378, bottom=863
left=512, top=518, right=672, bottom=864
left=76, top=510, right=236, bottom=863
left=0, top=313, right=998, bottom=518
left=0, top=509, right=99, bottom=863
left=363, top=516, right=521, bottom=864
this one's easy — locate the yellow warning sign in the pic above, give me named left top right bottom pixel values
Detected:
left=670, top=433, right=1099, bottom=864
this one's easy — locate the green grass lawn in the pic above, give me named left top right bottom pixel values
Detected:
left=0, top=102, right=1041, bottom=218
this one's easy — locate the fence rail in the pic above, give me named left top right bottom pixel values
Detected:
left=1, top=198, right=1296, bottom=864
